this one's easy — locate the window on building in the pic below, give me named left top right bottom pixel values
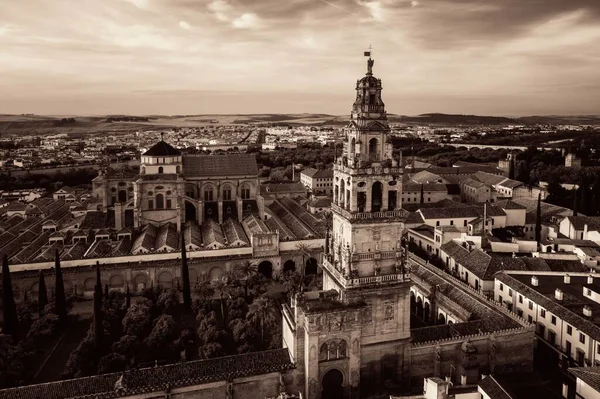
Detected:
left=158, top=166, right=164, bottom=174
left=204, top=187, right=213, bottom=201
left=579, top=333, right=586, bottom=344
left=464, top=220, right=467, bottom=227
left=566, top=341, right=572, bottom=356
left=519, top=295, right=523, bottom=304
left=148, top=200, right=154, bottom=210
left=508, top=288, right=512, bottom=296
left=567, top=325, right=573, bottom=335
left=156, top=193, right=164, bottom=209
left=166, top=199, right=172, bottom=209
left=450, top=220, right=454, bottom=226
left=528, top=301, right=533, bottom=310
left=540, top=309, right=546, bottom=318
left=499, top=283, right=504, bottom=291
left=223, top=188, right=232, bottom=201
left=241, top=188, right=250, bottom=200
left=499, top=296, right=503, bottom=304
left=436, top=221, right=440, bottom=227
left=551, top=315, right=557, bottom=325
left=528, top=315, right=533, bottom=323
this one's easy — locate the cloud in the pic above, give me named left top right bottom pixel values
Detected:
left=411, top=1, right=419, bottom=7
left=359, top=1, right=386, bottom=22
left=232, top=13, right=260, bottom=29
left=124, top=0, right=150, bottom=9
left=207, top=0, right=261, bottom=29
left=179, top=21, right=191, bottom=30
left=207, top=0, right=232, bottom=22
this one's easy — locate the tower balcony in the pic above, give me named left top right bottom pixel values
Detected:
left=322, top=256, right=410, bottom=290
left=334, top=162, right=402, bottom=176
left=331, top=203, right=407, bottom=222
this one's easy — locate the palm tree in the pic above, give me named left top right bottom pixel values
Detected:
left=211, top=277, right=232, bottom=326
left=235, top=260, right=258, bottom=302
left=247, top=295, right=278, bottom=349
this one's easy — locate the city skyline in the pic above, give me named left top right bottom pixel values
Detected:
left=1, top=0, right=600, bottom=116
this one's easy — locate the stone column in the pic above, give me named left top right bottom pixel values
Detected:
left=198, top=200, right=204, bottom=225
left=381, top=185, right=389, bottom=211
left=114, top=202, right=123, bottom=229
left=236, top=197, right=243, bottom=222
left=218, top=200, right=223, bottom=224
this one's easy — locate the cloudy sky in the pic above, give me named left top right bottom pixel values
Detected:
left=1, top=0, right=599, bottom=116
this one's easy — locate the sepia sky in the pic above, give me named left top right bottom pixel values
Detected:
left=1, top=0, right=599, bottom=116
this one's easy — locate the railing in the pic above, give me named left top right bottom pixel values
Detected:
left=331, top=204, right=407, bottom=221
left=351, top=251, right=396, bottom=261
left=333, top=163, right=403, bottom=176
left=322, top=258, right=409, bottom=289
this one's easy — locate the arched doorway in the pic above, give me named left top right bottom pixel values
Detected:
left=134, top=273, right=148, bottom=292
left=410, top=292, right=416, bottom=314
left=185, top=201, right=196, bottom=223
left=424, top=302, right=430, bottom=323
left=208, top=267, right=223, bottom=281
left=438, top=313, right=446, bottom=325
left=322, top=369, right=344, bottom=399
left=368, top=138, right=379, bottom=160
left=283, top=260, right=296, bottom=273
left=258, top=261, right=273, bottom=279
left=416, top=297, right=424, bottom=318
left=371, top=181, right=382, bottom=212
left=305, top=258, right=318, bottom=275
left=157, top=271, right=173, bottom=288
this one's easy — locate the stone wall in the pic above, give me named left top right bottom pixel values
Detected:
left=409, top=326, right=534, bottom=392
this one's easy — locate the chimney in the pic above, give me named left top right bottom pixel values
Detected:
left=583, top=305, right=592, bottom=317
left=584, top=224, right=589, bottom=240
left=531, top=276, right=539, bottom=286
left=564, top=274, right=571, bottom=284
left=588, top=275, right=594, bottom=285
left=460, top=375, right=467, bottom=386
left=555, top=288, right=564, bottom=301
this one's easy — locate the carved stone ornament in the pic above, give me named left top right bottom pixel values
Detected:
left=309, top=378, right=318, bottom=399
left=362, top=306, right=372, bottom=323
left=351, top=370, right=359, bottom=387
left=372, top=227, right=381, bottom=241
left=330, top=315, right=342, bottom=331
left=352, top=338, right=359, bottom=355
left=310, top=345, right=317, bottom=361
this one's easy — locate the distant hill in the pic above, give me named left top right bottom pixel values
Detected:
left=388, top=113, right=518, bottom=125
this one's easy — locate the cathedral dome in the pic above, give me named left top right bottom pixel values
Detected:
left=143, top=140, right=181, bottom=156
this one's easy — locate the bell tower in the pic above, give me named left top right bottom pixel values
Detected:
left=283, top=53, right=412, bottom=399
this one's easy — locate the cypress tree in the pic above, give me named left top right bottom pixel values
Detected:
left=93, top=266, right=103, bottom=349
left=104, top=284, right=109, bottom=299
left=95, top=261, right=102, bottom=303
left=54, top=249, right=67, bottom=324
left=535, top=193, right=542, bottom=250
left=125, top=285, right=131, bottom=309
left=1, top=255, right=19, bottom=340
left=181, top=230, right=191, bottom=310
left=38, top=270, right=49, bottom=316
left=508, top=157, right=515, bottom=180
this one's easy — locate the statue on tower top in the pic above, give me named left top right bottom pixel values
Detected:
left=364, top=46, right=374, bottom=75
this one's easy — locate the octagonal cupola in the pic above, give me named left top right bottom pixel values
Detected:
left=140, top=135, right=182, bottom=175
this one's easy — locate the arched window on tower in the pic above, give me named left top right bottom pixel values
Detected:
left=369, top=138, right=379, bottom=161
left=351, top=137, right=356, bottom=156
left=156, top=193, right=164, bottom=209
left=158, top=166, right=164, bottom=174
left=176, top=165, right=181, bottom=174
left=141, top=166, right=146, bottom=175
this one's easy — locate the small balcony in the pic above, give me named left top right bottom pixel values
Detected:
left=331, top=203, right=407, bottom=222
left=322, top=258, right=410, bottom=289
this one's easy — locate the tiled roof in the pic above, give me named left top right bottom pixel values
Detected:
left=80, top=211, right=109, bottom=230
left=567, top=216, right=600, bottom=231
left=301, top=167, right=333, bottom=179
left=154, top=223, right=179, bottom=251
left=183, top=221, right=203, bottom=249
left=495, top=273, right=600, bottom=341
left=261, top=182, right=306, bottom=194
left=182, top=154, right=257, bottom=177
left=409, top=224, right=435, bottom=240
left=308, top=197, right=331, bottom=208
left=404, top=183, right=448, bottom=192
left=569, top=366, right=600, bottom=393
left=268, top=201, right=313, bottom=239
left=202, top=219, right=226, bottom=247
left=461, top=177, right=486, bottom=189
left=279, top=197, right=322, bottom=236
left=495, top=200, right=528, bottom=210
left=478, top=375, right=513, bottom=399
left=242, top=214, right=269, bottom=236
left=143, top=140, right=181, bottom=156
left=472, top=171, right=507, bottom=186
left=132, top=224, right=158, bottom=253
left=222, top=218, right=249, bottom=246
left=0, top=349, right=294, bottom=399
left=404, top=211, right=425, bottom=224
